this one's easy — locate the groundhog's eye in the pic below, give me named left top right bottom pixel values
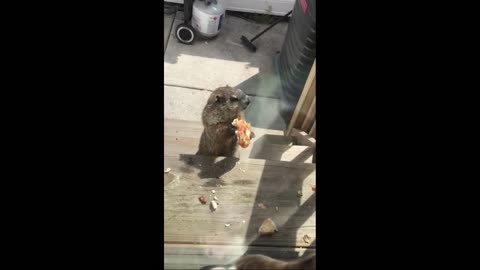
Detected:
left=230, top=96, right=238, bottom=102
left=216, top=95, right=225, bottom=103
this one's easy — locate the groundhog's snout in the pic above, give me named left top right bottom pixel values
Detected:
left=244, top=96, right=250, bottom=106
left=235, top=88, right=250, bottom=109
left=240, top=95, right=250, bottom=110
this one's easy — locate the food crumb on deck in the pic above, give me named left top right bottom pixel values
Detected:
left=199, top=195, right=207, bottom=204
left=210, top=200, right=218, bottom=211
left=258, top=218, right=278, bottom=235
left=303, top=234, right=311, bottom=244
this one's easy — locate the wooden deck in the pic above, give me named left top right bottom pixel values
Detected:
left=164, top=153, right=316, bottom=269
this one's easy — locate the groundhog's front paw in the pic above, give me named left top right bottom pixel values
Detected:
left=227, top=123, right=237, bottom=136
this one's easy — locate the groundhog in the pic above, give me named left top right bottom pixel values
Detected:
left=197, top=86, right=250, bottom=157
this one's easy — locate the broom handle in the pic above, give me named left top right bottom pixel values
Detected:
left=250, top=10, right=293, bottom=42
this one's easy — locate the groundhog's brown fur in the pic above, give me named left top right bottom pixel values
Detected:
left=235, top=253, right=316, bottom=270
left=197, top=86, right=250, bottom=157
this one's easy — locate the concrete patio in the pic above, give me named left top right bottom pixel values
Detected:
left=164, top=10, right=289, bottom=130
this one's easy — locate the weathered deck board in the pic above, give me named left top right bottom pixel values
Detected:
left=165, top=119, right=284, bottom=138
left=164, top=243, right=315, bottom=270
left=291, top=128, right=316, bottom=147
left=286, top=59, right=316, bottom=136
left=165, top=135, right=312, bottom=162
left=247, top=144, right=313, bottom=163
left=165, top=119, right=311, bottom=162
left=164, top=155, right=316, bottom=248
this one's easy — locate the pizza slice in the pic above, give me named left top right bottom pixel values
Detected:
left=232, top=118, right=252, bottom=148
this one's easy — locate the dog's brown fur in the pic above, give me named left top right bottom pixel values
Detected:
left=234, top=253, right=315, bottom=270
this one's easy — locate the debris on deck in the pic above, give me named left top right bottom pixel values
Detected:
left=164, top=155, right=316, bottom=248
left=210, top=200, right=218, bottom=211
left=258, top=218, right=278, bottom=235
left=199, top=195, right=208, bottom=204
left=303, top=234, right=312, bottom=244
left=258, top=203, right=267, bottom=209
